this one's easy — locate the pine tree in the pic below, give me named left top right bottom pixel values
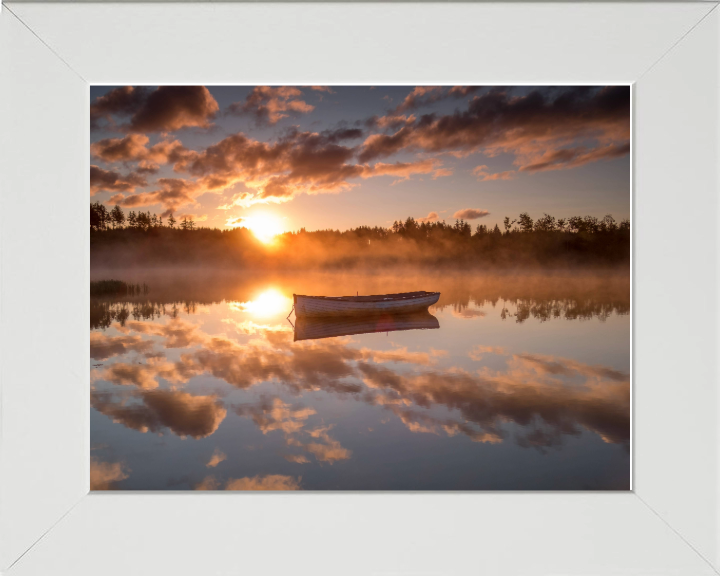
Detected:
left=111, top=205, right=125, bottom=229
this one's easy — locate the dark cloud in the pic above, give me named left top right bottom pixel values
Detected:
left=90, top=86, right=219, bottom=133
left=91, top=388, right=226, bottom=439
left=129, top=86, right=219, bottom=133
left=359, top=86, right=630, bottom=172
left=90, top=86, right=150, bottom=129
left=90, top=165, right=147, bottom=196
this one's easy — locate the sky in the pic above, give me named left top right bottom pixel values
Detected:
left=89, top=85, right=630, bottom=232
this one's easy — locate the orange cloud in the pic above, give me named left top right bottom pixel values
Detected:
left=453, top=208, right=490, bottom=220
left=473, top=165, right=516, bottom=181
left=90, top=458, right=129, bottom=490
left=417, top=211, right=439, bottom=223
left=195, top=474, right=301, bottom=491
left=206, top=448, right=227, bottom=468
left=91, top=134, right=187, bottom=166
left=90, top=332, right=155, bottom=360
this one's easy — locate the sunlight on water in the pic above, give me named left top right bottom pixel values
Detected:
left=229, top=289, right=292, bottom=318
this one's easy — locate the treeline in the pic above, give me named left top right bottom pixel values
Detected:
left=90, top=280, right=149, bottom=297
left=90, top=204, right=630, bottom=268
left=91, top=202, right=196, bottom=231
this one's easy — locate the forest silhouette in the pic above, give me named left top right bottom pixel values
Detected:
left=91, top=203, right=630, bottom=268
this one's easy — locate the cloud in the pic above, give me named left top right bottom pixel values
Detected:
left=206, top=448, right=227, bottom=468
left=394, top=86, right=481, bottom=113
left=90, top=332, right=155, bottom=360
left=90, top=86, right=150, bottom=129
left=235, top=397, right=316, bottom=436
left=395, top=86, right=443, bottom=112
left=90, top=165, right=147, bottom=195
left=453, top=208, right=490, bottom=220
left=90, top=458, right=129, bottom=490
left=366, top=114, right=416, bottom=130
left=302, top=424, right=351, bottom=463
left=310, top=86, right=335, bottom=93
left=233, top=396, right=351, bottom=464
left=361, top=159, right=443, bottom=182
left=167, top=129, right=446, bottom=208
left=114, top=178, right=200, bottom=216
left=227, top=86, right=314, bottom=125
left=91, top=388, right=227, bottom=439
left=432, top=168, right=453, bottom=179
left=417, top=211, right=439, bottom=223
left=283, top=454, right=310, bottom=464
left=91, top=86, right=219, bottom=133
left=473, top=165, right=516, bottom=181
left=358, top=354, right=630, bottom=449
left=195, top=474, right=301, bottom=491
left=92, top=307, right=628, bottom=451
left=519, top=143, right=631, bottom=173
left=469, top=345, right=506, bottom=361
left=359, top=86, right=630, bottom=173
left=90, top=134, right=187, bottom=165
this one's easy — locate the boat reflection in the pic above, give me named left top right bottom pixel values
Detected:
left=293, top=310, right=440, bottom=342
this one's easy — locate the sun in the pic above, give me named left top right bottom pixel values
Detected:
left=242, top=214, right=283, bottom=243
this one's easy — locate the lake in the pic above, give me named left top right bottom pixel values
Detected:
left=90, top=269, right=630, bottom=490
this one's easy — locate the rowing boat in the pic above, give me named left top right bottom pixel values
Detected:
left=293, top=291, right=440, bottom=318
left=294, top=311, right=440, bottom=341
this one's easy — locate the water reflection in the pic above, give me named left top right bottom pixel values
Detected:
left=90, top=270, right=630, bottom=490
left=293, top=311, right=439, bottom=341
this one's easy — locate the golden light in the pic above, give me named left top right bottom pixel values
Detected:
left=232, top=289, right=290, bottom=318
left=241, top=214, right=284, bottom=243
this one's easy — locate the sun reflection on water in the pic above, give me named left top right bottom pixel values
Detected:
left=230, top=289, right=291, bottom=318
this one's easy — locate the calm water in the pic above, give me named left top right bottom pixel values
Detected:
left=90, top=269, right=630, bottom=490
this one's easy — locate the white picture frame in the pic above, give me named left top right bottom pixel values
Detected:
left=1, top=2, right=718, bottom=574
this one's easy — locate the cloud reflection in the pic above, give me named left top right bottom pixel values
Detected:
left=92, top=300, right=628, bottom=452
left=90, top=457, right=130, bottom=490
left=195, top=474, right=301, bottom=491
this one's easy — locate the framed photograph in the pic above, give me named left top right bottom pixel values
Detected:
left=1, top=2, right=718, bottom=575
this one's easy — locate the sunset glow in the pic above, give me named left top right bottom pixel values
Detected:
left=238, top=214, right=283, bottom=243
left=89, top=86, right=631, bottom=232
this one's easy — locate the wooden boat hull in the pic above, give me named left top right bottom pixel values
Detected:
left=294, top=311, right=440, bottom=341
left=294, top=291, right=440, bottom=318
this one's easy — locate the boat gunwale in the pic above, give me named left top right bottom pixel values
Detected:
left=294, top=291, right=439, bottom=303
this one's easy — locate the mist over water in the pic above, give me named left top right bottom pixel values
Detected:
left=90, top=268, right=630, bottom=490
